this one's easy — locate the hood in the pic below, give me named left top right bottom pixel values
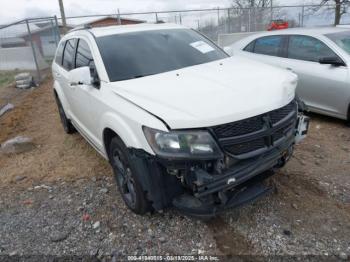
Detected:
left=109, top=56, right=297, bottom=129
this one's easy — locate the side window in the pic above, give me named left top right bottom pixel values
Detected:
left=75, top=39, right=94, bottom=69
left=244, top=41, right=255, bottom=52
left=288, top=35, right=337, bottom=62
left=62, top=39, right=76, bottom=71
left=76, top=38, right=100, bottom=87
left=55, top=41, right=65, bottom=65
left=253, top=36, right=284, bottom=57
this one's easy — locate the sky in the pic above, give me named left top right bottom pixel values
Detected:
left=0, top=0, right=310, bottom=25
left=1, top=0, right=347, bottom=29
left=0, top=0, right=229, bottom=24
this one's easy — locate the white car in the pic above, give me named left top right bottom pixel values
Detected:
left=52, top=23, right=308, bottom=218
left=226, top=27, right=350, bottom=123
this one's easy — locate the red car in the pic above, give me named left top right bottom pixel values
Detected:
left=267, top=20, right=289, bottom=31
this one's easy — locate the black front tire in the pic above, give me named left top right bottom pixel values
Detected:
left=54, top=94, right=76, bottom=134
left=109, top=137, right=151, bottom=214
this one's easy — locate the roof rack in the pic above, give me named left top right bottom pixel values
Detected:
left=68, top=24, right=92, bottom=33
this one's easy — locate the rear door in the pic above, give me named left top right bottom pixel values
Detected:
left=58, top=38, right=78, bottom=120
left=279, top=35, right=348, bottom=118
left=239, top=35, right=287, bottom=67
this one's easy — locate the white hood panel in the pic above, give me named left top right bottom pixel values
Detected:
left=110, top=56, right=297, bottom=129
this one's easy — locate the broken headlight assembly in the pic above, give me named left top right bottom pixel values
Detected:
left=143, top=126, right=223, bottom=159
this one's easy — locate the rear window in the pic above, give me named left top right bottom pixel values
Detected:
left=244, top=41, right=255, bottom=52
left=253, top=36, right=284, bottom=57
left=96, top=29, right=228, bottom=82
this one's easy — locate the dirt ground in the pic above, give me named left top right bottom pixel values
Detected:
left=0, top=77, right=349, bottom=260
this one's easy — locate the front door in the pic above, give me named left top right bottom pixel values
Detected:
left=281, top=35, right=349, bottom=118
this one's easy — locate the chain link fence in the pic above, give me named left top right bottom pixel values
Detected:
left=62, top=4, right=349, bottom=41
left=0, top=17, right=60, bottom=86
left=0, top=4, right=349, bottom=88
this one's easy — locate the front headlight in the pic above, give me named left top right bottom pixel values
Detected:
left=143, top=126, right=223, bottom=159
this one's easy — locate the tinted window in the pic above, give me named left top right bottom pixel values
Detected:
left=288, top=35, right=336, bottom=62
left=244, top=41, right=255, bottom=52
left=55, top=41, right=65, bottom=65
left=75, top=39, right=94, bottom=68
left=62, top=39, right=76, bottom=71
left=254, top=36, right=283, bottom=56
left=97, top=29, right=228, bottom=82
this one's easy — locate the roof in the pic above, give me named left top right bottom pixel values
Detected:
left=82, top=16, right=145, bottom=26
left=87, top=23, right=186, bottom=37
left=0, top=23, right=41, bottom=38
left=337, top=24, right=350, bottom=28
left=0, top=21, right=72, bottom=38
left=0, top=37, right=25, bottom=46
left=250, top=27, right=350, bottom=38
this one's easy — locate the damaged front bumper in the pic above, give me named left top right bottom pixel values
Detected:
left=129, top=114, right=309, bottom=218
left=129, top=135, right=295, bottom=218
left=171, top=136, right=294, bottom=218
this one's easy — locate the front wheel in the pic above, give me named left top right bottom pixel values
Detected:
left=109, top=137, right=151, bottom=214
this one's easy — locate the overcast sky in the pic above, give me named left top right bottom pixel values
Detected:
left=0, top=0, right=313, bottom=25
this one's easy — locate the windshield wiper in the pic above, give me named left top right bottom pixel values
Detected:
left=133, top=73, right=155, bottom=79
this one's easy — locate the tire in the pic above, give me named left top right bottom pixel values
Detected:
left=16, top=78, right=32, bottom=86
left=109, top=136, right=151, bottom=214
left=54, top=94, right=76, bottom=134
left=15, top=73, right=31, bottom=81
left=345, top=104, right=350, bottom=127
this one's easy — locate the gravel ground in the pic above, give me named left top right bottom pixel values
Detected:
left=0, top=77, right=349, bottom=260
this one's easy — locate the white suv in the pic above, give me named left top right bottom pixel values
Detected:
left=52, top=23, right=308, bottom=218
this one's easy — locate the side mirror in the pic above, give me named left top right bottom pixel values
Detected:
left=68, top=66, right=92, bottom=86
left=319, top=56, right=346, bottom=67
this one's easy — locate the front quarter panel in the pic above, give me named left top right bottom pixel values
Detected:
left=97, top=85, right=169, bottom=157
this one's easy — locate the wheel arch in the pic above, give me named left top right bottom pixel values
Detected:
left=53, top=81, right=70, bottom=117
left=103, top=128, right=121, bottom=162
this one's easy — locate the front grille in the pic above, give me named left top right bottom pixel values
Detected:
left=212, top=115, right=263, bottom=138
left=211, top=100, right=297, bottom=158
left=270, top=101, right=296, bottom=124
left=224, top=138, right=266, bottom=155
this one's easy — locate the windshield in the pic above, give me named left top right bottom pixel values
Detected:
left=325, top=31, right=350, bottom=55
left=97, top=29, right=228, bottom=82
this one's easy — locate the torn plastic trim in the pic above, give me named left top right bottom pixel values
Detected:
left=127, top=148, right=185, bottom=211
left=194, top=148, right=282, bottom=198
left=172, top=181, right=274, bottom=219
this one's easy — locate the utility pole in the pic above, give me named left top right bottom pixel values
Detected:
left=301, top=5, right=305, bottom=27
left=58, top=0, right=67, bottom=33
left=117, top=9, right=121, bottom=25
left=217, top=7, right=220, bottom=26
left=270, top=0, right=273, bottom=22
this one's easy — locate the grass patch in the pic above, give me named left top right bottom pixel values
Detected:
left=0, top=71, right=17, bottom=88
